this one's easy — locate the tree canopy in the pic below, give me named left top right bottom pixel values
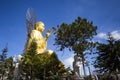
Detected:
left=94, top=34, right=120, bottom=73
left=20, top=40, right=66, bottom=80
left=53, top=16, right=97, bottom=78
left=53, top=16, right=97, bottom=55
left=0, top=45, right=14, bottom=80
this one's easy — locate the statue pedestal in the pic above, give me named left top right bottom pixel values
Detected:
left=74, top=72, right=84, bottom=80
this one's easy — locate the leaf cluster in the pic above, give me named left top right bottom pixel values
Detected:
left=94, top=35, right=120, bottom=73
left=20, top=40, right=66, bottom=79
left=53, top=16, right=97, bottom=54
left=0, top=46, right=14, bottom=79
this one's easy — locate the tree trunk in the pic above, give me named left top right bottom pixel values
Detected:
left=115, top=68, right=119, bottom=80
left=44, top=68, right=46, bottom=80
left=115, top=73, right=118, bottom=80
left=2, top=74, right=3, bottom=80
left=30, top=66, right=32, bottom=80
left=88, top=66, right=92, bottom=80
left=82, top=54, right=86, bottom=79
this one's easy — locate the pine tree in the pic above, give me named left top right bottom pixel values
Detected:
left=20, top=40, right=66, bottom=80
left=53, top=16, right=97, bottom=78
left=0, top=45, right=8, bottom=80
left=94, top=34, right=120, bottom=80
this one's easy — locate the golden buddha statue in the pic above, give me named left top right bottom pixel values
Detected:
left=26, top=21, right=53, bottom=55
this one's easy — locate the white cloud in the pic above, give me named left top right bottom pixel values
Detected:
left=63, top=55, right=74, bottom=69
left=111, top=30, right=120, bottom=40
left=96, top=33, right=107, bottom=39
left=96, top=30, right=120, bottom=40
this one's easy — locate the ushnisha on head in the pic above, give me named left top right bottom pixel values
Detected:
left=34, top=22, right=45, bottom=32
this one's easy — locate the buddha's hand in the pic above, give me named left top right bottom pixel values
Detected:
left=46, top=30, right=51, bottom=38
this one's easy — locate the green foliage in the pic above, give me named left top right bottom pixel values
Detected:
left=0, top=45, right=14, bottom=80
left=53, top=17, right=97, bottom=54
left=53, top=16, right=97, bottom=78
left=53, top=16, right=97, bottom=54
left=4, top=57, right=14, bottom=79
left=20, top=40, right=66, bottom=80
left=0, top=45, right=8, bottom=62
left=20, top=40, right=38, bottom=79
left=94, top=34, right=120, bottom=73
left=0, top=46, right=8, bottom=80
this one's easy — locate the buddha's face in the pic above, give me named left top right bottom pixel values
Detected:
left=38, top=23, right=45, bottom=32
left=35, top=22, right=45, bottom=32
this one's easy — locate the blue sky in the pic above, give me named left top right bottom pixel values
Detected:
left=0, top=0, right=120, bottom=72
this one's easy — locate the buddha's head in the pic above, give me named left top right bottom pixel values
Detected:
left=34, top=21, right=45, bottom=32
